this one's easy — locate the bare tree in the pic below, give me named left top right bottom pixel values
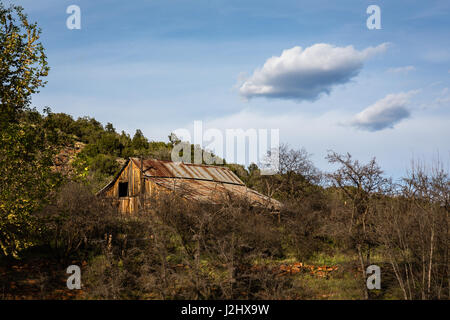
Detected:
left=259, top=144, right=321, bottom=201
left=375, top=158, right=449, bottom=299
left=325, top=151, right=391, bottom=299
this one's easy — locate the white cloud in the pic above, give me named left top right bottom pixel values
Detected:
left=349, top=91, right=418, bottom=131
left=387, top=65, right=416, bottom=74
left=239, top=43, right=389, bottom=102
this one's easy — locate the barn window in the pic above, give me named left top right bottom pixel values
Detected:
left=118, top=182, right=128, bottom=197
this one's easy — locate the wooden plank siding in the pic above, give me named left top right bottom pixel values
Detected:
left=102, top=159, right=145, bottom=214
left=101, top=159, right=168, bottom=214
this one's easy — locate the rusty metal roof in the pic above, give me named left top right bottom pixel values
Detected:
left=131, top=158, right=281, bottom=209
left=151, top=177, right=281, bottom=210
left=130, top=158, right=244, bottom=185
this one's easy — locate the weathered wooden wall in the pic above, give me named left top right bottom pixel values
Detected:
left=103, top=159, right=161, bottom=214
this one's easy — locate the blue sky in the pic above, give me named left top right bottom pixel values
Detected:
left=6, top=0, right=450, bottom=178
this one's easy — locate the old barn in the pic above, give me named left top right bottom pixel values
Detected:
left=97, top=157, right=281, bottom=214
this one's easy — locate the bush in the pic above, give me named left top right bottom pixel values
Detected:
left=81, top=192, right=310, bottom=299
left=39, top=182, right=123, bottom=259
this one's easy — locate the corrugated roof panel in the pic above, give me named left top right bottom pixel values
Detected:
left=132, top=158, right=244, bottom=185
left=150, top=177, right=281, bottom=209
left=212, top=167, right=231, bottom=182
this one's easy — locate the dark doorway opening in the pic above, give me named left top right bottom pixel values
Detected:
left=119, top=182, right=128, bottom=197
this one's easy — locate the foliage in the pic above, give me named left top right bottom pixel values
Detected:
left=0, top=3, right=49, bottom=125
left=0, top=112, right=62, bottom=257
left=39, top=182, right=121, bottom=259
left=0, top=4, right=58, bottom=257
left=82, top=192, right=305, bottom=299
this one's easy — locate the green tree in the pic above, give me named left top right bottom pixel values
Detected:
left=0, top=4, right=58, bottom=257
left=132, top=129, right=149, bottom=151
left=105, top=122, right=115, bottom=133
left=0, top=3, right=49, bottom=125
